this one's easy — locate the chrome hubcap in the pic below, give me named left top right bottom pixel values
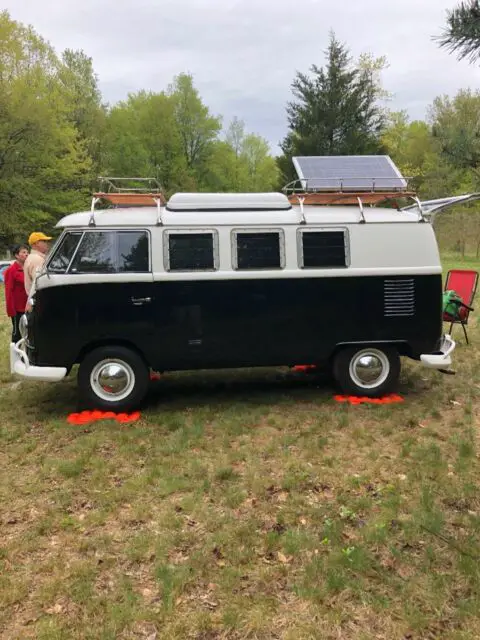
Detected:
left=90, top=359, right=135, bottom=401
left=349, top=349, right=390, bottom=389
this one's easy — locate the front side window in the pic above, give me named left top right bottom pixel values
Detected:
left=234, top=231, right=283, bottom=270
left=47, top=232, right=83, bottom=273
left=167, top=233, right=215, bottom=271
left=69, top=230, right=149, bottom=274
left=70, top=232, right=116, bottom=273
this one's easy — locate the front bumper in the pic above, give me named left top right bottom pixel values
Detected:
left=10, top=339, right=67, bottom=382
left=420, top=334, right=455, bottom=370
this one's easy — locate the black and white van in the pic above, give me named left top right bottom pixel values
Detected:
left=10, top=188, right=467, bottom=411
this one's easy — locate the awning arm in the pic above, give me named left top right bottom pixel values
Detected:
left=401, top=193, right=480, bottom=222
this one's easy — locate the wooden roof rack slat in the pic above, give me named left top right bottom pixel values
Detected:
left=286, top=191, right=416, bottom=206
left=94, top=176, right=166, bottom=207
left=93, top=192, right=166, bottom=207
left=89, top=177, right=166, bottom=227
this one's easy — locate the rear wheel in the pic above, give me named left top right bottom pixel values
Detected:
left=333, top=345, right=400, bottom=397
left=78, top=345, right=149, bottom=411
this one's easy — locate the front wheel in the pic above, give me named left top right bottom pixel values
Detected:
left=78, top=345, right=149, bottom=411
left=332, top=345, right=400, bottom=397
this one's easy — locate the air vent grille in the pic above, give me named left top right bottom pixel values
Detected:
left=384, top=278, right=415, bottom=317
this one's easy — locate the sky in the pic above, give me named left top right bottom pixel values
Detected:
left=4, top=0, right=480, bottom=153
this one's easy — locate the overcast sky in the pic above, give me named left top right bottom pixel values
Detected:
left=4, top=0, right=480, bottom=153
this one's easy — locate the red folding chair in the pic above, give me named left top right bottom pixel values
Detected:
left=443, top=269, right=478, bottom=344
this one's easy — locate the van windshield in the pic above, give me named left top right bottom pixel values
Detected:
left=47, top=232, right=83, bottom=273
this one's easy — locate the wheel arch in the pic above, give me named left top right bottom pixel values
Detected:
left=75, top=339, right=150, bottom=368
left=328, top=340, right=410, bottom=364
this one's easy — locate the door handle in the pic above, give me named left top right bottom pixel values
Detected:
left=131, top=297, right=152, bottom=306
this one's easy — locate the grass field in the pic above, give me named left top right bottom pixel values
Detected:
left=1, top=256, right=480, bottom=640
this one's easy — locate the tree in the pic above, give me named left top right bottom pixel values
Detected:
left=225, top=117, right=246, bottom=190
left=226, top=117, right=245, bottom=158
left=58, top=49, right=106, bottom=174
left=102, top=104, right=152, bottom=179
left=168, top=73, right=222, bottom=183
left=133, top=91, right=187, bottom=192
left=427, top=89, right=480, bottom=256
left=429, top=89, right=480, bottom=171
left=437, top=0, right=480, bottom=63
left=0, top=11, right=91, bottom=247
left=0, top=11, right=296, bottom=250
left=241, top=134, right=279, bottom=191
left=201, top=141, right=239, bottom=192
left=102, top=91, right=279, bottom=195
left=224, top=118, right=279, bottom=191
left=381, top=111, right=440, bottom=195
left=279, top=32, right=387, bottom=182
left=103, top=91, right=191, bottom=194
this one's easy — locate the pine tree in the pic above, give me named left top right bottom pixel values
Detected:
left=437, top=0, right=480, bottom=63
left=279, top=33, right=386, bottom=181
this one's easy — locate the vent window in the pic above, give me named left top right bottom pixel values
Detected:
left=298, top=230, right=348, bottom=268
left=167, top=232, right=216, bottom=271
left=233, top=231, right=284, bottom=270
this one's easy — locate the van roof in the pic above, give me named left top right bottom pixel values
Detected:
left=56, top=205, right=422, bottom=228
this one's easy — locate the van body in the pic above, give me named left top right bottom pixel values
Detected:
left=10, top=192, right=456, bottom=410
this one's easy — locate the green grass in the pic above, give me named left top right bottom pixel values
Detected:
left=0, top=255, right=480, bottom=639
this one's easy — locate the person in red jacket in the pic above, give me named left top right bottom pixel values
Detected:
left=4, top=244, right=29, bottom=343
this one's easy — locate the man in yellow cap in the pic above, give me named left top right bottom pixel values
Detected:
left=24, top=232, right=52, bottom=296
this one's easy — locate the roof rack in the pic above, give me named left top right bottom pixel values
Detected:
left=94, top=176, right=166, bottom=206
left=286, top=190, right=418, bottom=206
left=283, top=176, right=415, bottom=204
left=90, top=177, right=166, bottom=227
left=282, top=177, right=425, bottom=222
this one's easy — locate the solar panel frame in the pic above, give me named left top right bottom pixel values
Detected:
left=292, top=156, right=407, bottom=192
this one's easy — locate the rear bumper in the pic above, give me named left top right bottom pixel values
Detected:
left=10, top=340, right=67, bottom=382
left=420, top=334, right=455, bottom=369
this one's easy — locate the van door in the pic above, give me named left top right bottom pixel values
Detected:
left=68, top=230, right=155, bottom=360
left=150, top=230, right=220, bottom=370
left=150, top=281, right=207, bottom=369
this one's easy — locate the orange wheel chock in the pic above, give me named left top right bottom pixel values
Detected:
left=67, top=410, right=141, bottom=425
left=333, top=394, right=404, bottom=405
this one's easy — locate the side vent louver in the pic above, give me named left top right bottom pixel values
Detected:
left=384, top=278, right=415, bottom=317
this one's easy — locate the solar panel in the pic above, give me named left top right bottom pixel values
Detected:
left=292, top=156, right=407, bottom=192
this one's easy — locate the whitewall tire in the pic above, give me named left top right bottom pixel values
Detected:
left=333, top=345, right=400, bottom=397
left=78, top=345, right=149, bottom=411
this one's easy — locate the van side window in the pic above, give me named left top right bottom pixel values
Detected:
left=233, top=231, right=284, bottom=270
left=70, top=232, right=116, bottom=273
left=118, top=231, right=149, bottom=272
left=167, top=233, right=216, bottom=271
left=48, top=232, right=83, bottom=273
left=70, top=231, right=150, bottom=274
left=298, top=230, right=348, bottom=268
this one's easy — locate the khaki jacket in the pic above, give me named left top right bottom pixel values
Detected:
left=24, top=250, right=46, bottom=296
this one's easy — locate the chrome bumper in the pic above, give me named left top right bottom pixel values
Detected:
left=420, top=334, right=455, bottom=370
left=10, top=339, right=67, bottom=382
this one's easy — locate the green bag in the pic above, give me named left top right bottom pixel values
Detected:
left=443, top=290, right=463, bottom=319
